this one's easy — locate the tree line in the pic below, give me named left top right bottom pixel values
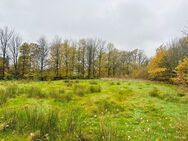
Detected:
left=1, top=26, right=187, bottom=84
left=0, top=26, right=148, bottom=80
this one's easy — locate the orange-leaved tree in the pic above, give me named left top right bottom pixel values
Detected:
left=147, top=46, right=168, bottom=80
left=175, top=57, right=188, bottom=84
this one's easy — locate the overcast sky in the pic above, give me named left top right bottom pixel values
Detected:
left=0, top=0, right=188, bottom=57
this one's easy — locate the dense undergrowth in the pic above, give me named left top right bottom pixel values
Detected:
left=0, top=80, right=187, bottom=141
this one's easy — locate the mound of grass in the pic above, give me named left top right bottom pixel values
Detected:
left=96, top=119, right=124, bottom=141
left=118, top=88, right=133, bottom=95
left=50, top=92, right=73, bottom=103
left=25, top=86, right=47, bottom=99
left=90, top=80, right=98, bottom=85
left=149, top=87, right=179, bottom=102
left=95, top=99, right=124, bottom=114
left=0, top=84, right=19, bottom=105
left=110, top=82, right=115, bottom=85
left=73, top=84, right=88, bottom=96
left=62, top=107, right=87, bottom=140
left=116, top=82, right=121, bottom=85
left=0, top=90, right=8, bottom=105
left=149, top=87, right=160, bottom=98
left=89, top=85, right=101, bottom=93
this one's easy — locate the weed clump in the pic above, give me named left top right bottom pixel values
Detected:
left=73, top=84, right=87, bottom=96
left=0, top=84, right=19, bottom=105
left=110, top=82, right=115, bottom=85
left=26, top=86, right=46, bottom=99
left=62, top=107, right=88, bottom=141
left=160, top=93, right=178, bottom=102
left=118, top=88, right=133, bottom=95
left=96, top=119, right=124, bottom=141
left=90, top=80, right=98, bottom=85
left=95, top=99, right=124, bottom=114
left=2, top=105, right=59, bottom=140
left=0, top=90, right=8, bottom=105
left=116, top=82, right=121, bottom=85
left=50, top=92, right=73, bottom=103
left=149, top=87, right=160, bottom=97
left=89, top=85, right=101, bottom=93
left=149, top=87, right=179, bottom=102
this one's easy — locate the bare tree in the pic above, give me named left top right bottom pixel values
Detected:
left=62, top=40, right=70, bottom=77
left=86, top=39, right=93, bottom=78
left=78, top=39, right=86, bottom=78
left=37, top=37, right=49, bottom=80
left=69, top=41, right=77, bottom=78
left=50, top=36, right=62, bottom=79
left=0, top=27, right=14, bottom=78
left=107, top=43, right=114, bottom=77
left=97, top=39, right=106, bottom=78
left=9, top=34, right=22, bottom=77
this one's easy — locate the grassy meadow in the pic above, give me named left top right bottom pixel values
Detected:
left=0, top=79, right=187, bottom=141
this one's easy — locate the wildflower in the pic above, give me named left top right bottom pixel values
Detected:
left=30, top=132, right=35, bottom=137
left=128, top=135, right=131, bottom=140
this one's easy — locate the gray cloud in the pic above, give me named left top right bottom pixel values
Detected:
left=0, top=0, right=188, bottom=56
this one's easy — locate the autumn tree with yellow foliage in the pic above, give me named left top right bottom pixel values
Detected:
left=147, top=46, right=168, bottom=80
left=175, top=57, right=188, bottom=84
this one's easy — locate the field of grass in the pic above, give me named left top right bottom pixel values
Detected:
left=0, top=79, right=187, bottom=141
